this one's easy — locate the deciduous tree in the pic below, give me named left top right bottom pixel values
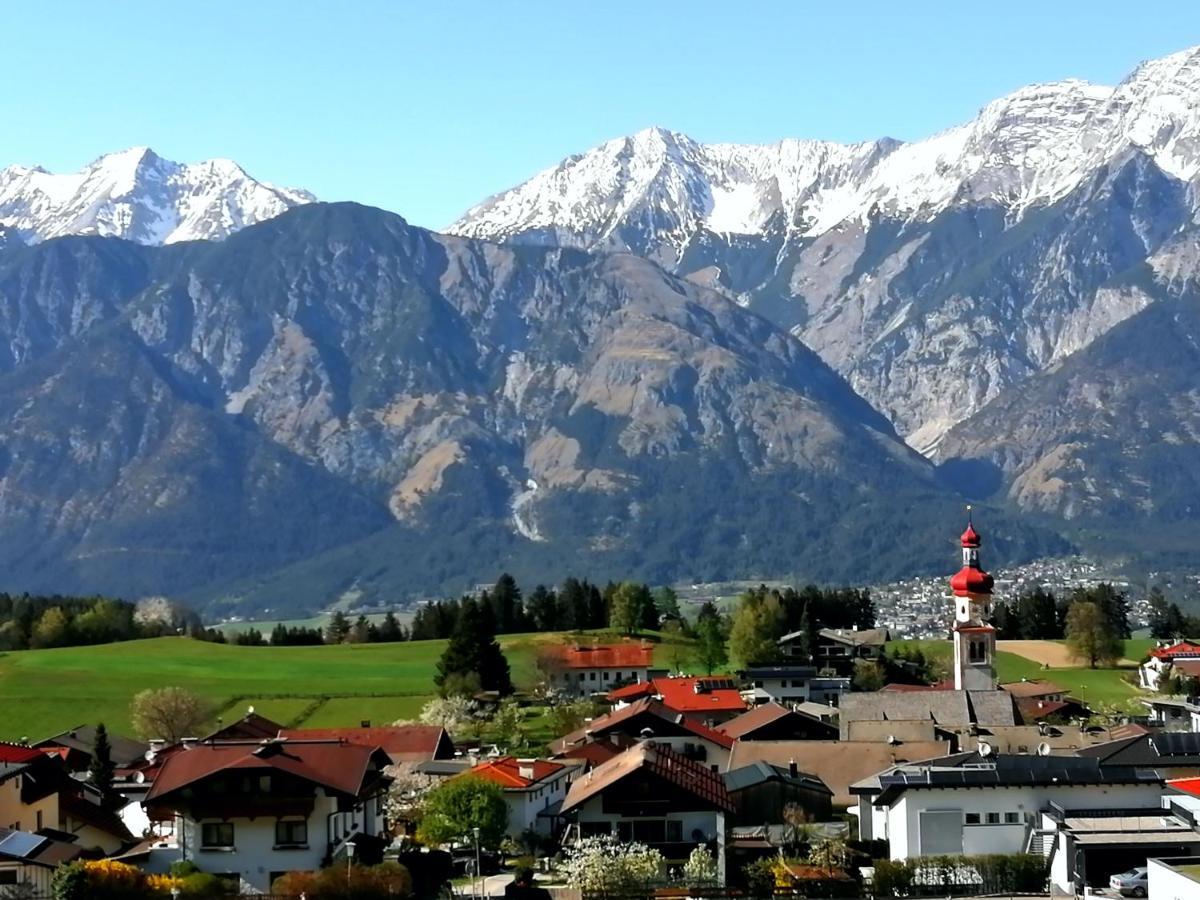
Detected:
left=415, top=776, right=509, bottom=849
left=130, top=687, right=212, bottom=743
left=1065, top=601, right=1122, bottom=669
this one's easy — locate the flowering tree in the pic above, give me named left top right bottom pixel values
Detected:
left=681, top=846, right=718, bottom=886
left=418, top=696, right=473, bottom=731
left=560, top=836, right=664, bottom=893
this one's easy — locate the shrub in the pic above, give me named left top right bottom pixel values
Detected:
left=869, top=853, right=1048, bottom=897
left=559, top=835, right=664, bottom=894
left=270, top=863, right=411, bottom=899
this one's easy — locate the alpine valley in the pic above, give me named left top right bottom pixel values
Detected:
left=3, top=46, right=1200, bottom=614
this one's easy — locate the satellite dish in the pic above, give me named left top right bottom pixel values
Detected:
left=978, top=741, right=993, bottom=758
left=1037, top=742, right=1051, bottom=757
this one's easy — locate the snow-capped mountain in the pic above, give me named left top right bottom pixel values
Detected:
left=0, top=147, right=314, bottom=245
left=450, top=45, right=1200, bottom=451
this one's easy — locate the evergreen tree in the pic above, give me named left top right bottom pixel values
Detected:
left=490, top=574, right=523, bottom=633
left=693, top=614, right=728, bottom=675
left=525, top=585, right=560, bottom=631
left=325, top=611, right=351, bottom=644
left=89, top=723, right=115, bottom=802
left=435, top=598, right=513, bottom=695
left=378, top=611, right=404, bottom=642
left=1148, top=587, right=1172, bottom=638
left=653, top=586, right=682, bottom=621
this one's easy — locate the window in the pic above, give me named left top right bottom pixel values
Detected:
left=667, top=820, right=682, bottom=843
left=36, top=811, right=42, bottom=831
left=964, top=813, right=981, bottom=825
left=0, top=873, right=17, bottom=886
left=632, top=820, right=666, bottom=844
left=275, top=819, right=308, bottom=846
left=589, top=672, right=596, bottom=681
left=580, top=822, right=610, bottom=838
left=1004, top=812, right=1021, bottom=824
left=985, top=813, right=1000, bottom=825
left=201, top=822, right=235, bottom=849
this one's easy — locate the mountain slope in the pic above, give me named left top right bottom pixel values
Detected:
left=935, top=230, right=1200, bottom=524
left=0, top=203, right=1059, bottom=612
left=0, top=148, right=314, bottom=245
left=449, top=45, right=1200, bottom=449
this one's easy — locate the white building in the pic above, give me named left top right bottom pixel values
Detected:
left=1140, top=641, right=1200, bottom=691
left=540, top=642, right=664, bottom=697
left=142, top=739, right=391, bottom=893
left=463, top=757, right=582, bottom=837
left=737, top=666, right=850, bottom=706
left=852, top=753, right=1167, bottom=861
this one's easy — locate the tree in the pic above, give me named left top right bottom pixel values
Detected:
left=660, top=619, right=690, bottom=673
left=1065, top=601, right=1123, bottom=669
left=525, top=585, right=561, bottom=632
left=851, top=659, right=886, bottom=692
left=489, top=573, right=523, bottom=634
left=491, top=699, right=526, bottom=749
left=377, top=611, right=405, bottom=642
left=653, top=586, right=682, bottom=622
left=89, top=723, right=115, bottom=801
left=609, top=582, right=652, bottom=635
left=728, top=592, right=783, bottom=669
left=415, top=776, right=509, bottom=849
left=681, top=846, right=718, bottom=887
left=130, top=687, right=212, bottom=743
left=30, top=607, right=69, bottom=649
left=418, top=696, right=473, bottom=731
left=435, top=599, right=513, bottom=695
left=559, top=836, right=664, bottom=893
left=693, top=614, right=728, bottom=675
left=808, top=834, right=851, bottom=876
left=1148, top=587, right=1172, bottom=638
left=325, top=610, right=351, bottom=644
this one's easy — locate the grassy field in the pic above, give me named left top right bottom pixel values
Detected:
left=0, top=630, right=682, bottom=742
left=886, top=639, right=1148, bottom=710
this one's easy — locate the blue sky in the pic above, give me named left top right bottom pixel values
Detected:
left=7, top=1, right=1197, bottom=229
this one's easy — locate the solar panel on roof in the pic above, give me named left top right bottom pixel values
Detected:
left=0, top=832, right=47, bottom=859
left=1151, top=732, right=1200, bottom=755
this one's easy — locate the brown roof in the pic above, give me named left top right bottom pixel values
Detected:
left=844, top=720, right=939, bottom=742
left=727, top=740, right=952, bottom=808
left=208, top=712, right=284, bottom=741
left=279, top=725, right=450, bottom=762
left=545, top=642, right=656, bottom=669
left=145, top=739, right=387, bottom=802
left=1000, top=680, right=1068, bottom=699
left=551, top=698, right=735, bottom=755
left=562, top=742, right=733, bottom=814
left=717, top=703, right=792, bottom=739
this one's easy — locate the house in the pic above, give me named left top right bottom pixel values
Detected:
left=837, top=689, right=1017, bottom=740
left=280, top=725, right=455, bottom=765
left=802, top=628, right=890, bottom=676
left=539, top=642, right=664, bottom=697
left=205, top=711, right=285, bottom=741
left=999, top=679, right=1068, bottom=703
left=1034, top=804, right=1200, bottom=894
left=726, top=739, right=952, bottom=809
left=0, top=827, right=86, bottom=895
left=851, top=752, right=1168, bottom=860
left=1139, top=640, right=1200, bottom=690
left=717, top=703, right=838, bottom=741
left=1147, top=857, right=1200, bottom=900
left=464, top=756, right=582, bottom=837
left=0, top=744, right=132, bottom=854
left=143, top=738, right=392, bottom=893
left=1141, top=696, right=1200, bottom=732
left=549, top=698, right=735, bottom=770
left=997, top=680, right=1088, bottom=722
left=561, top=742, right=734, bottom=879
left=1075, top=732, right=1200, bottom=777
left=723, top=761, right=832, bottom=826
left=35, top=725, right=148, bottom=774
left=607, top=676, right=747, bottom=725
left=737, top=666, right=849, bottom=706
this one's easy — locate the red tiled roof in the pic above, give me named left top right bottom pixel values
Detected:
left=145, top=740, right=386, bottom=802
left=465, top=756, right=566, bottom=789
left=607, top=681, right=656, bottom=702
left=0, top=743, right=43, bottom=764
left=551, top=736, right=634, bottom=766
left=647, top=677, right=746, bottom=714
left=1151, top=641, right=1200, bottom=660
left=1167, top=776, right=1200, bottom=797
left=279, top=725, right=449, bottom=761
left=1016, top=698, right=1073, bottom=721
left=545, top=642, right=655, bottom=669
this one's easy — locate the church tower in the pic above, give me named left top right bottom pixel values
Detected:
left=950, top=510, right=996, bottom=691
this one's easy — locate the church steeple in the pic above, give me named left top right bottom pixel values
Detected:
left=950, top=507, right=996, bottom=691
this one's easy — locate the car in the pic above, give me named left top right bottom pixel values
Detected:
left=1110, top=866, right=1148, bottom=897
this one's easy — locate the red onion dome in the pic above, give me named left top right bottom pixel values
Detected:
left=960, top=523, right=981, bottom=547
left=951, top=565, right=994, bottom=596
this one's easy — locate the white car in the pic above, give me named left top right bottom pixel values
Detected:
left=1109, top=867, right=1148, bottom=897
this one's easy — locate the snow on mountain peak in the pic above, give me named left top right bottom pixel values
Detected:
left=0, top=148, right=315, bottom=245
left=449, top=46, right=1200, bottom=251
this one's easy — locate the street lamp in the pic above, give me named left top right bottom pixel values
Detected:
left=347, top=839, right=356, bottom=886
left=473, top=826, right=482, bottom=900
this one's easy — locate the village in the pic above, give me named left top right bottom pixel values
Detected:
left=1, top=519, right=1199, bottom=899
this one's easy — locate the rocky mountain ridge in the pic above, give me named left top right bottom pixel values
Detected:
left=449, top=45, right=1200, bottom=452
left=0, top=147, right=314, bottom=245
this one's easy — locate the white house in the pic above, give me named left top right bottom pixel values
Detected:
left=540, top=642, right=664, bottom=697
left=1148, top=857, right=1200, bottom=900
left=560, top=742, right=734, bottom=882
left=1140, top=641, right=1200, bottom=691
left=143, top=739, right=391, bottom=893
left=737, top=665, right=850, bottom=706
left=851, top=753, right=1168, bottom=861
left=463, top=757, right=582, bottom=837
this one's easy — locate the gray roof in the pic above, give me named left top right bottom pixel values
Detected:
left=817, top=628, right=890, bottom=647
left=723, top=761, right=830, bottom=795
left=1079, top=731, right=1200, bottom=766
left=37, top=725, right=148, bottom=767
left=838, top=690, right=1015, bottom=739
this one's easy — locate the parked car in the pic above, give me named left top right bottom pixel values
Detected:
left=1110, top=867, right=1148, bottom=897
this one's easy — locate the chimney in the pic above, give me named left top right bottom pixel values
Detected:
left=788, top=759, right=798, bottom=778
